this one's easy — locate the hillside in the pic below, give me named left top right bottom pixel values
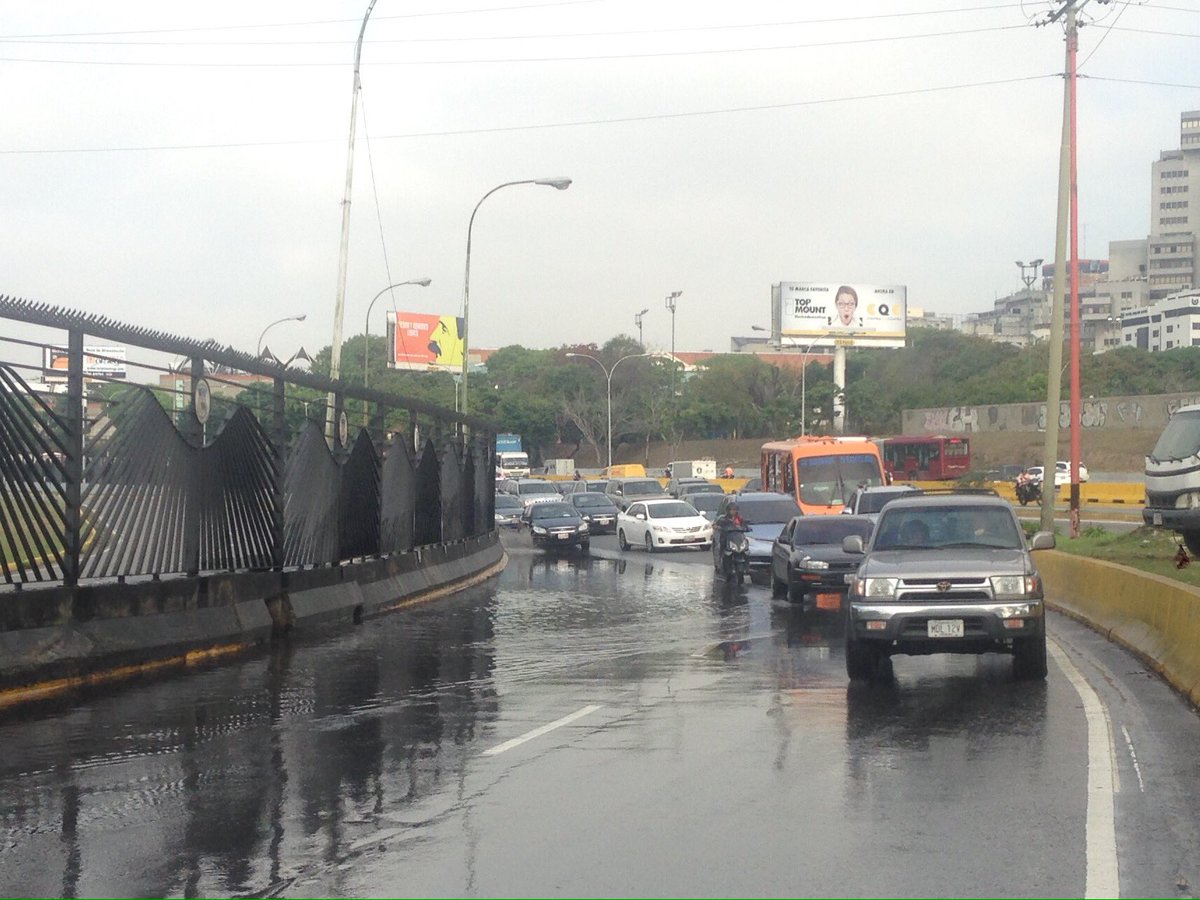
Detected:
left=591, top=428, right=1158, bottom=477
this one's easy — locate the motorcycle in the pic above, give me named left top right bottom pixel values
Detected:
left=1015, top=478, right=1042, bottom=506
left=717, top=526, right=751, bottom=583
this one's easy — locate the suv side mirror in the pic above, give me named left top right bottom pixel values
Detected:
left=842, top=534, right=865, bottom=554
left=1030, top=531, right=1056, bottom=550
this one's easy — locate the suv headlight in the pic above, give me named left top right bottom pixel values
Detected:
left=578, top=523, right=589, bottom=533
left=857, top=577, right=898, bottom=599
left=798, top=558, right=829, bottom=571
left=532, top=525, right=548, bottom=535
left=990, top=574, right=1038, bottom=599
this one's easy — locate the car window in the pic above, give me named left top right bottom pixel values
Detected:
left=625, top=480, right=665, bottom=496
left=517, top=481, right=555, bottom=495
left=858, top=489, right=916, bottom=514
left=571, top=494, right=611, bottom=508
left=626, top=503, right=644, bottom=517
left=646, top=501, right=698, bottom=519
left=495, top=495, right=523, bottom=509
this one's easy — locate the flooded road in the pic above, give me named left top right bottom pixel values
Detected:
left=1, top=531, right=1198, bottom=897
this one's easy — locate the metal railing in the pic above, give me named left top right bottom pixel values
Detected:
left=0, top=295, right=496, bottom=588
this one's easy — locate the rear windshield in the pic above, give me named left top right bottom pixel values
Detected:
left=857, top=489, right=918, bottom=514
left=571, top=494, right=615, bottom=509
left=624, top=480, right=665, bottom=496
left=739, top=498, right=802, bottom=524
left=517, top=481, right=556, bottom=495
left=792, top=518, right=873, bottom=546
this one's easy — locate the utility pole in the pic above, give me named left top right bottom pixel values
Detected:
left=665, top=291, right=681, bottom=396
left=635, top=308, right=649, bottom=349
left=1039, top=0, right=1088, bottom=535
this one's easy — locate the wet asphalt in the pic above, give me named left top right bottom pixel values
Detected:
left=0, top=527, right=1197, bottom=898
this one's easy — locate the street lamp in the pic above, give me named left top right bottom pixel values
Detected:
left=664, top=290, right=681, bottom=394
left=257, top=314, right=307, bottom=361
left=461, top=177, right=572, bottom=416
left=797, top=336, right=823, bottom=436
left=1016, top=258, right=1044, bottom=291
left=635, top=308, right=649, bottom=349
left=565, top=351, right=651, bottom=469
left=362, top=278, right=431, bottom=388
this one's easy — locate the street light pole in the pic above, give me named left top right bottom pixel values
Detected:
left=566, top=352, right=651, bottom=470
left=664, top=290, right=681, bottom=395
left=1015, top=258, right=1043, bottom=291
left=798, top=337, right=822, bottom=437
left=257, top=314, right=307, bottom=360
left=362, top=278, right=431, bottom=388
left=461, top=177, right=571, bottom=417
left=634, top=307, right=649, bottom=349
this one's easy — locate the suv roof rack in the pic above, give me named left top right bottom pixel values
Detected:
left=906, top=487, right=999, bottom=497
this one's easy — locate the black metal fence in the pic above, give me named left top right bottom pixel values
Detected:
left=0, top=296, right=496, bottom=588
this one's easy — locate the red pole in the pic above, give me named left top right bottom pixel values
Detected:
left=1067, top=7, right=1081, bottom=538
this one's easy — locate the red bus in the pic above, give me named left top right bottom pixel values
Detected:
left=879, top=435, right=970, bottom=481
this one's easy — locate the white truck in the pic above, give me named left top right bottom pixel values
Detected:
left=496, top=433, right=530, bottom=479
left=668, top=458, right=717, bottom=479
left=1143, top=403, right=1200, bottom=554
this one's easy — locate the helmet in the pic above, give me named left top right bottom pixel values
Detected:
left=727, top=501, right=740, bottom=513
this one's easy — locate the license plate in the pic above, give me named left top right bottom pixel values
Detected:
left=556, top=533, right=570, bottom=540
left=928, top=619, right=964, bottom=638
left=815, top=592, right=841, bottom=610
left=1153, top=512, right=1163, bottom=525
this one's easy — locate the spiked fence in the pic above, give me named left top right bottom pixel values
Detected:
left=0, top=296, right=497, bottom=588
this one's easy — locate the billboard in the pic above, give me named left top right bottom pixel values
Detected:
left=42, top=345, right=127, bottom=383
left=772, top=282, right=907, bottom=349
left=387, top=311, right=465, bottom=371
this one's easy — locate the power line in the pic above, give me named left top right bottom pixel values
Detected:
left=0, top=73, right=1059, bottom=156
left=0, top=23, right=1030, bottom=67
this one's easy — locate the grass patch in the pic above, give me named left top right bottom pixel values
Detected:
left=1048, top=524, right=1200, bottom=589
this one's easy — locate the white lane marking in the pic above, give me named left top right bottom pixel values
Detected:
left=1120, top=724, right=1146, bottom=793
left=1049, top=640, right=1120, bottom=899
left=483, top=704, right=604, bottom=756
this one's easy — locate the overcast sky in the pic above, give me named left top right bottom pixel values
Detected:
left=3, top=0, right=1199, bottom=364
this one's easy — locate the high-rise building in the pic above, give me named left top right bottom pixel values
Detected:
left=1147, top=111, right=1199, bottom=300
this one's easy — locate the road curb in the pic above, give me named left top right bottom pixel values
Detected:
left=1040, top=550, right=1200, bottom=708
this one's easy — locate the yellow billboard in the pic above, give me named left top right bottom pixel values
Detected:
left=387, top=312, right=465, bottom=371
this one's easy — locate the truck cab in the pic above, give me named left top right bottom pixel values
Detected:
left=1144, top=404, right=1200, bottom=554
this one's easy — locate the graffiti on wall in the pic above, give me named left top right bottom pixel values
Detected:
left=907, top=393, right=1191, bottom=435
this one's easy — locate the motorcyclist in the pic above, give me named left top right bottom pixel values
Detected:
left=722, top=465, right=735, bottom=479
left=1015, top=468, right=1040, bottom=504
left=714, top=500, right=747, bottom=562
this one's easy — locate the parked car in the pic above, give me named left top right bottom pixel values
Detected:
left=568, top=492, right=620, bottom=534
left=842, top=484, right=922, bottom=522
left=841, top=490, right=1055, bottom=681
left=771, top=515, right=873, bottom=607
left=522, top=500, right=590, bottom=553
left=605, top=476, right=671, bottom=511
left=688, top=492, right=725, bottom=522
left=508, top=478, right=563, bottom=509
left=494, top=493, right=524, bottom=528
left=617, top=498, right=712, bottom=552
left=713, top=492, right=802, bottom=578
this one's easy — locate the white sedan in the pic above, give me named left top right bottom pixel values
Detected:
left=617, top=498, right=713, bottom=553
left=1026, top=462, right=1089, bottom=486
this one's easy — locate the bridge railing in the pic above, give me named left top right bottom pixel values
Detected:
left=0, top=295, right=496, bottom=588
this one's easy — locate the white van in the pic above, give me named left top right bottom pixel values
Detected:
left=1144, top=404, right=1200, bottom=553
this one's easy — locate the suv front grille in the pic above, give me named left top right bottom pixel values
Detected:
left=897, top=577, right=991, bottom=603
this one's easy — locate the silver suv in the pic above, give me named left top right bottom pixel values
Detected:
left=841, top=490, right=1055, bottom=681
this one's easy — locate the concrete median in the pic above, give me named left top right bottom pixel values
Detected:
left=1039, top=551, right=1200, bottom=707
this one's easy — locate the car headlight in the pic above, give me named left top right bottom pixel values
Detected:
left=798, top=558, right=829, bottom=571
left=579, top=523, right=589, bottom=533
left=532, top=525, right=547, bottom=535
left=990, top=574, right=1038, bottom=599
left=857, top=577, right=898, bottom=599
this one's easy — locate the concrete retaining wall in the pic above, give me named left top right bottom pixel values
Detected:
left=1040, top=551, right=1200, bottom=707
left=0, top=533, right=505, bottom=708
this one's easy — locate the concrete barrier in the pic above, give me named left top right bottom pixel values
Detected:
left=1039, top=550, right=1200, bottom=707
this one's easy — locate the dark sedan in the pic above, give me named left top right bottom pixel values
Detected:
left=494, top=493, right=524, bottom=528
left=522, top=501, right=590, bottom=553
left=770, top=515, right=873, bottom=608
left=568, top=492, right=620, bottom=534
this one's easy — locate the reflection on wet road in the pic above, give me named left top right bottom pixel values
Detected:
left=0, top=531, right=1197, bottom=897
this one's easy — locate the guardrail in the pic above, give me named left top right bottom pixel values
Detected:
left=0, top=295, right=497, bottom=589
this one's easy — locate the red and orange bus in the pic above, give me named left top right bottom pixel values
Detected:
left=878, top=435, right=970, bottom=481
left=761, top=436, right=886, bottom=516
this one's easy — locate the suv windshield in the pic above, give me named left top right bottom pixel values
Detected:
left=517, top=481, right=556, bottom=495
left=874, top=504, right=1023, bottom=550
left=1151, top=409, right=1200, bottom=461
